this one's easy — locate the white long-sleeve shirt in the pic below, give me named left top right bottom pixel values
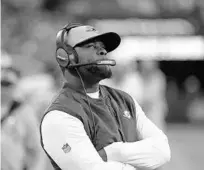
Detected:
left=41, top=91, right=171, bottom=170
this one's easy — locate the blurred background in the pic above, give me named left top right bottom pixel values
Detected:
left=1, top=0, right=204, bottom=170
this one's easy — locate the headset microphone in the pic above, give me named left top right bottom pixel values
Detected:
left=68, top=59, right=116, bottom=68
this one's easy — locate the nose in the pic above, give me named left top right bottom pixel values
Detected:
left=97, top=48, right=107, bottom=56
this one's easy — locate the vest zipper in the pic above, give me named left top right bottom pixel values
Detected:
left=105, top=99, right=126, bottom=142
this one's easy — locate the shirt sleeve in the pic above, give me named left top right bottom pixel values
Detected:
left=41, top=110, right=136, bottom=170
left=104, top=99, right=171, bottom=170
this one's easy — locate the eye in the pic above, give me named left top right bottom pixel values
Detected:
left=85, top=43, right=95, bottom=48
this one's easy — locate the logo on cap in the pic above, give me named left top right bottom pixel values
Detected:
left=86, top=26, right=97, bottom=32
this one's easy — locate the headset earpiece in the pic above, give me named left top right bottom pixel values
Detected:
left=56, top=48, right=70, bottom=67
left=56, top=23, right=82, bottom=68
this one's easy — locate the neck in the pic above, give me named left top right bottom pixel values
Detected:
left=83, top=83, right=99, bottom=93
left=64, top=69, right=100, bottom=93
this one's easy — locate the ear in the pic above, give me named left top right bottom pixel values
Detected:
left=56, top=48, right=69, bottom=67
left=69, top=53, right=76, bottom=64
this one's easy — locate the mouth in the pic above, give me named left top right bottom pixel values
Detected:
left=94, top=59, right=116, bottom=66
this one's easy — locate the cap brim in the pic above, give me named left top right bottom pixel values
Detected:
left=75, top=32, right=121, bottom=52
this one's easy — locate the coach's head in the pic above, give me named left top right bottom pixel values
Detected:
left=55, top=23, right=121, bottom=86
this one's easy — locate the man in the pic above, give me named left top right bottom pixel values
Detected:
left=1, top=53, right=23, bottom=170
left=1, top=52, right=46, bottom=170
left=40, top=23, right=171, bottom=170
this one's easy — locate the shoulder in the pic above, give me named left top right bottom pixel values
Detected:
left=43, top=90, right=85, bottom=125
left=47, top=90, right=83, bottom=114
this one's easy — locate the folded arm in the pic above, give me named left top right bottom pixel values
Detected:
left=104, top=99, right=171, bottom=170
left=41, top=110, right=136, bottom=170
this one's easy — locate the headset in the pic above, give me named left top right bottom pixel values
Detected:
left=56, top=23, right=82, bottom=68
left=56, top=23, right=116, bottom=69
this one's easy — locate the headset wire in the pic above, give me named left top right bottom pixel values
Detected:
left=75, top=68, right=97, bottom=142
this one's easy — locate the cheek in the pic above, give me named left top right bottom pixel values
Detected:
left=76, top=49, right=96, bottom=63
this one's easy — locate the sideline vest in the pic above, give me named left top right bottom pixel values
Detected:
left=40, top=82, right=139, bottom=169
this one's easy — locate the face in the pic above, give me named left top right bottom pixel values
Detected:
left=1, top=67, right=19, bottom=105
left=1, top=68, right=16, bottom=117
left=74, top=40, right=112, bottom=83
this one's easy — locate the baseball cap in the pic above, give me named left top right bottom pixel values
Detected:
left=66, top=25, right=121, bottom=52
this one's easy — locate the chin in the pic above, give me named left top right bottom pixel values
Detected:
left=95, top=65, right=112, bottom=79
left=99, top=68, right=112, bottom=79
left=83, top=65, right=112, bottom=81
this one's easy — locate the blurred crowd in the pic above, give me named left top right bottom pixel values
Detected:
left=1, top=0, right=204, bottom=170
left=1, top=52, right=57, bottom=170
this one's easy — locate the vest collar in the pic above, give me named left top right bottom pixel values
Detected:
left=63, top=82, right=108, bottom=100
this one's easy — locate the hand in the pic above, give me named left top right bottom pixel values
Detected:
left=104, top=142, right=124, bottom=162
left=99, top=143, right=137, bottom=170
